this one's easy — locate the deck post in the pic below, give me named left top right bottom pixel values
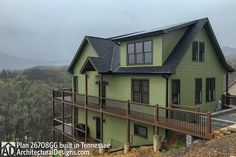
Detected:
left=85, top=74, right=88, bottom=142
left=207, top=112, right=211, bottom=134
left=126, top=100, right=131, bottom=144
left=62, top=89, right=65, bottom=143
left=226, top=73, right=230, bottom=106
left=52, top=89, right=55, bottom=143
left=124, top=100, right=131, bottom=153
left=100, top=74, right=104, bottom=143
left=72, top=90, right=75, bottom=143
left=154, top=104, right=159, bottom=135
left=153, top=134, right=161, bottom=152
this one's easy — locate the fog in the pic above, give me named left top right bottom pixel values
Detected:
left=0, top=0, right=235, bottom=61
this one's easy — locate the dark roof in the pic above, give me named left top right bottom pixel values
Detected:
left=110, top=19, right=200, bottom=42
left=68, top=36, right=120, bottom=73
left=68, top=18, right=234, bottom=74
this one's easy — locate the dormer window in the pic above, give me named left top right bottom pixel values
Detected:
left=127, top=40, right=152, bottom=65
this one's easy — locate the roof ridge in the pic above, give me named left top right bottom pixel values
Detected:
left=110, top=17, right=208, bottom=41
left=86, top=36, right=113, bottom=41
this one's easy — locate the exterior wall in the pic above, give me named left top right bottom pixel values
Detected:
left=119, top=36, right=163, bottom=67
left=162, top=27, right=187, bottom=63
left=72, top=42, right=98, bottom=94
left=104, top=75, right=166, bottom=106
left=73, top=41, right=167, bottom=147
left=169, top=28, right=226, bottom=112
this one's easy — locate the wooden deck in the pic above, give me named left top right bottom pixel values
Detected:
left=52, top=89, right=212, bottom=144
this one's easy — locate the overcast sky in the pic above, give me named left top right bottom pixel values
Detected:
left=0, top=0, right=235, bottom=61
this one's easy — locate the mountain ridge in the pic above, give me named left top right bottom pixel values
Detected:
left=0, top=51, right=69, bottom=70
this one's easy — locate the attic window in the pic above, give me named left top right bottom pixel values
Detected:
left=127, top=40, right=152, bottom=65
left=192, top=41, right=205, bottom=62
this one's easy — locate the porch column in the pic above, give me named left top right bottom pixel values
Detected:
left=85, top=74, right=88, bottom=142
left=99, top=74, right=104, bottom=143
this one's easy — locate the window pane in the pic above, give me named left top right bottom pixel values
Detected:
left=141, top=81, right=148, bottom=92
left=172, top=80, right=180, bottom=104
left=144, top=41, right=152, bottom=52
left=192, top=42, right=198, bottom=61
left=133, top=92, right=140, bottom=102
left=128, top=54, right=135, bottom=64
left=136, top=53, right=143, bottom=64
left=128, top=44, right=134, bottom=54
left=199, top=42, right=205, bottom=62
left=144, top=52, right=152, bottom=64
left=135, top=42, right=143, bottom=53
left=195, top=79, right=202, bottom=104
left=134, top=124, right=147, bottom=138
left=133, top=80, right=140, bottom=92
left=141, top=93, right=149, bottom=104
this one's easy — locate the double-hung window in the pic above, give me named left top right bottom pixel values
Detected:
left=206, top=78, right=215, bottom=102
left=195, top=79, right=202, bottom=104
left=132, top=80, right=149, bottom=104
left=192, top=41, right=205, bottom=62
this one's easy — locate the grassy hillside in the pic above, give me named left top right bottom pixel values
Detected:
left=0, top=66, right=71, bottom=141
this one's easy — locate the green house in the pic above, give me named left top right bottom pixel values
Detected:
left=54, top=18, right=234, bottom=148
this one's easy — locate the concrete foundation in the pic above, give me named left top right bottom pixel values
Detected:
left=124, top=142, right=131, bottom=154
left=153, top=134, right=161, bottom=152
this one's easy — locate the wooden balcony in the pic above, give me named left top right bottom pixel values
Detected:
left=52, top=88, right=212, bottom=144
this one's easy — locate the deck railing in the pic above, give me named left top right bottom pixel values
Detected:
left=222, top=94, right=236, bottom=106
left=52, top=88, right=212, bottom=139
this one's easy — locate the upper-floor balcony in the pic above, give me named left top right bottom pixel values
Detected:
left=52, top=88, right=213, bottom=143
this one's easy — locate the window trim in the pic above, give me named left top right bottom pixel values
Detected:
left=131, top=79, right=149, bottom=104
left=195, top=78, right=202, bottom=105
left=134, top=124, right=148, bottom=138
left=205, top=77, right=215, bottom=102
left=127, top=40, right=153, bottom=65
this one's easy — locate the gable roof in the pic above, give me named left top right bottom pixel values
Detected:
left=68, top=36, right=119, bottom=73
left=68, top=18, right=234, bottom=74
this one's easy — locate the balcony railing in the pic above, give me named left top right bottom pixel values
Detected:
left=52, top=88, right=212, bottom=142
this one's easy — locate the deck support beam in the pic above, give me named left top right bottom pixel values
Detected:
left=126, top=100, right=131, bottom=144
left=225, top=73, right=230, bottom=106
left=99, top=74, right=104, bottom=143
left=52, top=89, right=55, bottom=143
left=85, top=74, right=88, bottom=142
left=62, top=89, right=65, bottom=143
left=154, top=104, right=159, bottom=135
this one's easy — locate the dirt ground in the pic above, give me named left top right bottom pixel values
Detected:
left=168, top=133, right=236, bottom=157
left=82, top=133, right=236, bottom=157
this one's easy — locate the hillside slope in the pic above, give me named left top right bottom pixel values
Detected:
left=0, top=51, right=69, bottom=70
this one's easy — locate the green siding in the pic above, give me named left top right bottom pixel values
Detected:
left=104, top=75, right=166, bottom=106
left=119, top=36, right=163, bottom=67
left=72, top=26, right=227, bottom=148
left=72, top=43, right=98, bottom=94
left=169, top=28, right=226, bottom=112
left=162, top=27, right=187, bottom=63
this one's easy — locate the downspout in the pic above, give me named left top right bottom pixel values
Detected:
left=162, top=75, right=169, bottom=108
left=162, top=74, right=169, bottom=138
